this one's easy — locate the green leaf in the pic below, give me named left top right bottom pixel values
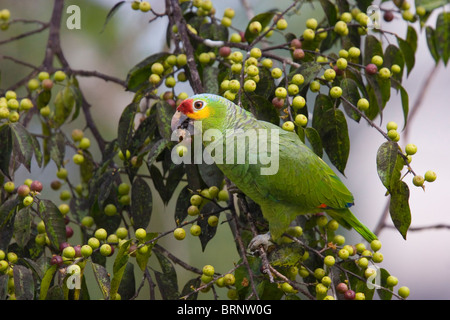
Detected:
left=39, top=199, right=66, bottom=251
left=425, top=26, right=440, bottom=64
left=117, top=102, right=139, bottom=154
left=384, top=44, right=405, bottom=86
left=304, top=127, right=323, bottom=158
left=319, top=0, right=338, bottom=26
left=0, top=124, right=12, bottom=177
left=131, top=176, right=153, bottom=229
left=10, top=122, right=41, bottom=171
left=39, top=264, right=58, bottom=300
left=364, top=35, right=383, bottom=66
left=396, top=36, right=415, bottom=76
left=377, top=268, right=393, bottom=300
left=415, top=0, right=448, bottom=11
left=197, top=202, right=220, bottom=251
left=126, top=52, right=169, bottom=92
left=156, top=100, right=175, bottom=141
left=13, top=206, right=32, bottom=248
left=101, top=1, right=125, bottom=33
left=181, top=278, right=201, bottom=300
left=36, top=90, right=51, bottom=109
left=110, top=239, right=131, bottom=299
left=253, top=67, right=276, bottom=99
left=91, top=262, right=111, bottom=299
left=243, top=94, right=279, bottom=125
left=198, top=162, right=224, bottom=188
left=340, top=78, right=361, bottom=122
left=389, top=181, right=411, bottom=240
left=312, top=94, right=333, bottom=134
left=399, top=84, right=409, bottom=130
left=0, top=197, right=20, bottom=249
left=48, top=131, right=66, bottom=168
left=146, top=139, right=170, bottom=167
left=435, top=12, right=450, bottom=65
left=13, top=265, right=35, bottom=300
left=53, top=86, right=75, bottom=127
left=202, top=65, right=219, bottom=95
left=0, top=275, right=7, bottom=300
left=244, top=10, right=278, bottom=44
left=376, top=141, right=404, bottom=192
left=317, top=109, right=350, bottom=175
left=118, top=263, right=135, bottom=300
left=154, top=250, right=179, bottom=299
left=174, top=185, right=192, bottom=224
left=406, top=26, right=418, bottom=53
left=135, top=232, right=158, bottom=272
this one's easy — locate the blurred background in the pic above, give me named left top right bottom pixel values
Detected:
left=0, top=0, right=449, bottom=299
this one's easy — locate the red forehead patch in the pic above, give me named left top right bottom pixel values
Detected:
left=177, top=99, right=193, bottom=114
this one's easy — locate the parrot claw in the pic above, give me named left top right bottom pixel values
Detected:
left=248, top=232, right=274, bottom=252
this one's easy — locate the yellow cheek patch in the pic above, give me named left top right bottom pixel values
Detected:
left=187, top=106, right=212, bottom=120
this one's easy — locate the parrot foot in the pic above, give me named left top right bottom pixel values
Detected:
left=248, top=232, right=274, bottom=252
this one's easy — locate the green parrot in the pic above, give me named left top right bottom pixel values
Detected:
left=171, top=93, right=377, bottom=245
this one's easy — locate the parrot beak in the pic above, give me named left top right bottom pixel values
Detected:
left=171, top=110, right=190, bottom=132
left=171, top=110, right=195, bottom=143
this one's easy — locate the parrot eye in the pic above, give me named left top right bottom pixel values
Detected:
left=193, top=100, right=204, bottom=110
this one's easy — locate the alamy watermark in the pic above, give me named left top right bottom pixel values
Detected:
left=171, top=121, right=280, bottom=175
left=366, top=5, right=381, bottom=30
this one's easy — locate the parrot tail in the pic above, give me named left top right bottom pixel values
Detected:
left=327, top=208, right=378, bottom=243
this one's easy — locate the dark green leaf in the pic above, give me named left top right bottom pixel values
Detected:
left=13, top=265, right=34, bottom=300
left=13, top=206, right=32, bottom=248
left=396, top=36, right=415, bottom=76
left=0, top=275, right=8, bottom=300
left=110, top=239, right=131, bottom=298
left=156, top=100, right=175, bottom=141
left=389, top=181, right=411, bottom=239
left=244, top=94, right=279, bottom=125
left=244, top=10, right=278, bottom=44
left=425, top=26, right=440, bottom=64
left=202, top=65, right=219, bottom=94
left=399, top=84, right=409, bottom=130
left=356, top=0, right=372, bottom=11
left=154, top=250, right=179, bottom=300
left=39, top=264, right=58, bottom=300
left=312, top=94, right=334, bottom=133
left=198, top=202, right=220, bottom=251
left=406, top=26, right=418, bottom=53
left=0, top=124, right=12, bottom=177
left=126, top=52, right=169, bottom=91
left=384, top=44, right=405, bottom=86
left=91, top=262, right=111, bottom=299
left=10, top=122, right=39, bottom=171
left=181, top=278, right=201, bottom=300
left=174, top=185, right=192, bottom=224
left=364, top=35, right=383, bottom=66
left=39, top=199, right=66, bottom=251
left=117, top=102, right=139, bottom=154
left=131, top=176, right=153, bottom=229
left=36, top=90, right=51, bottom=109
left=253, top=67, right=275, bottom=99
left=146, top=139, right=170, bottom=168
left=198, top=162, right=224, bottom=188
left=118, top=263, right=136, bottom=300
left=435, top=12, right=450, bottom=65
left=376, top=141, right=403, bottom=192
left=415, top=0, right=448, bottom=11
left=340, top=78, right=361, bottom=122
left=305, top=127, right=323, bottom=158
left=319, top=0, right=338, bottom=25
left=377, top=268, right=393, bottom=300
left=316, top=109, right=350, bottom=174
left=53, top=86, right=75, bottom=127
left=0, top=197, right=19, bottom=250
left=48, top=131, right=66, bottom=168
left=101, top=1, right=125, bottom=33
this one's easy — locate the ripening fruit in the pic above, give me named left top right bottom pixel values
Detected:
left=305, top=18, right=318, bottom=30
left=372, top=251, right=384, bottom=263
left=62, top=246, right=76, bottom=259
left=424, top=170, right=437, bottom=182
left=323, top=69, right=336, bottom=81
left=54, top=70, right=66, bottom=82
left=282, top=121, right=295, bottom=132
left=271, top=67, right=283, bottom=79
left=302, top=28, right=315, bottom=41
left=276, top=18, right=288, bottom=30
left=100, top=244, right=113, bottom=257
left=334, top=21, right=348, bottom=36
left=190, top=224, right=202, bottom=236
left=294, top=114, right=308, bottom=127
left=173, top=228, right=186, bottom=240
left=413, top=175, right=425, bottom=186
left=338, top=248, right=350, bottom=259
left=365, top=63, right=378, bottom=75
left=324, top=255, right=335, bottom=267
left=202, top=264, right=215, bottom=277
left=190, top=194, right=203, bottom=206
left=3, top=181, right=15, bottom=193
left=371, top=55, right=383, bottom=67
left=72, top=154, right=84, bottom=165
left=223, top=273, right=235, bottom=286
left=246, top=65, right=259, bottom=77
left=370, top=239, right=382, bottom=251
left=229, top=32, right=241, bottom=43
left=317, top=215, right=328, bottom=226
left=310, top=81, right=320, bottom=92
left=249, top=21, right=262, bottom=34
left=187, top=205, right=200, bottom=216
left=104, top=204, right=117, bottom=216
left=139, top=1, right=151, bottom=12
left=218, top=189, right=229, bottom=202
left=199, top=52, right=211, bottom=64
left=357, top=98, right=370, bottom=111
left=23, top=196, right=34, bottom=207
left=135, top=228, right=147, bottom=241
left=292, top=96, right=306, bottom=109
left=80, top=245, right=93, bottom=258
left=243, top=79, right=256, bottom=92
left=17, top=184, right=31, bottom=197
left=94, top=228, right=108, bottom=241
left=405, top=143, right=417, bottom=155
left=275, top=87, right=287, bottom=99
left=81, top=216, right=94, bottom=228
left=348, top=47, right=361, bottom=58
left=398, top=286, right=410, bottom=298
left=379, top=67, right=391, bottom=79
left=386, top=275, right=399, bottom=287
left=88, top=237, right=100, bottom=249
left=78, top=137, right=91, bottom=150
left=386, top=121, right=398, bottom=131
left=329, top=86, right=342, bottom=99
left=291, top=74, right=304, bottom=85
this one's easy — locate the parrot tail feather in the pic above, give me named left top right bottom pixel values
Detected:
left=327, top=209, right=377, bottom=243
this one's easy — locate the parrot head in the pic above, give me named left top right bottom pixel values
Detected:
left=171, top=94, right=230, bottom=134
